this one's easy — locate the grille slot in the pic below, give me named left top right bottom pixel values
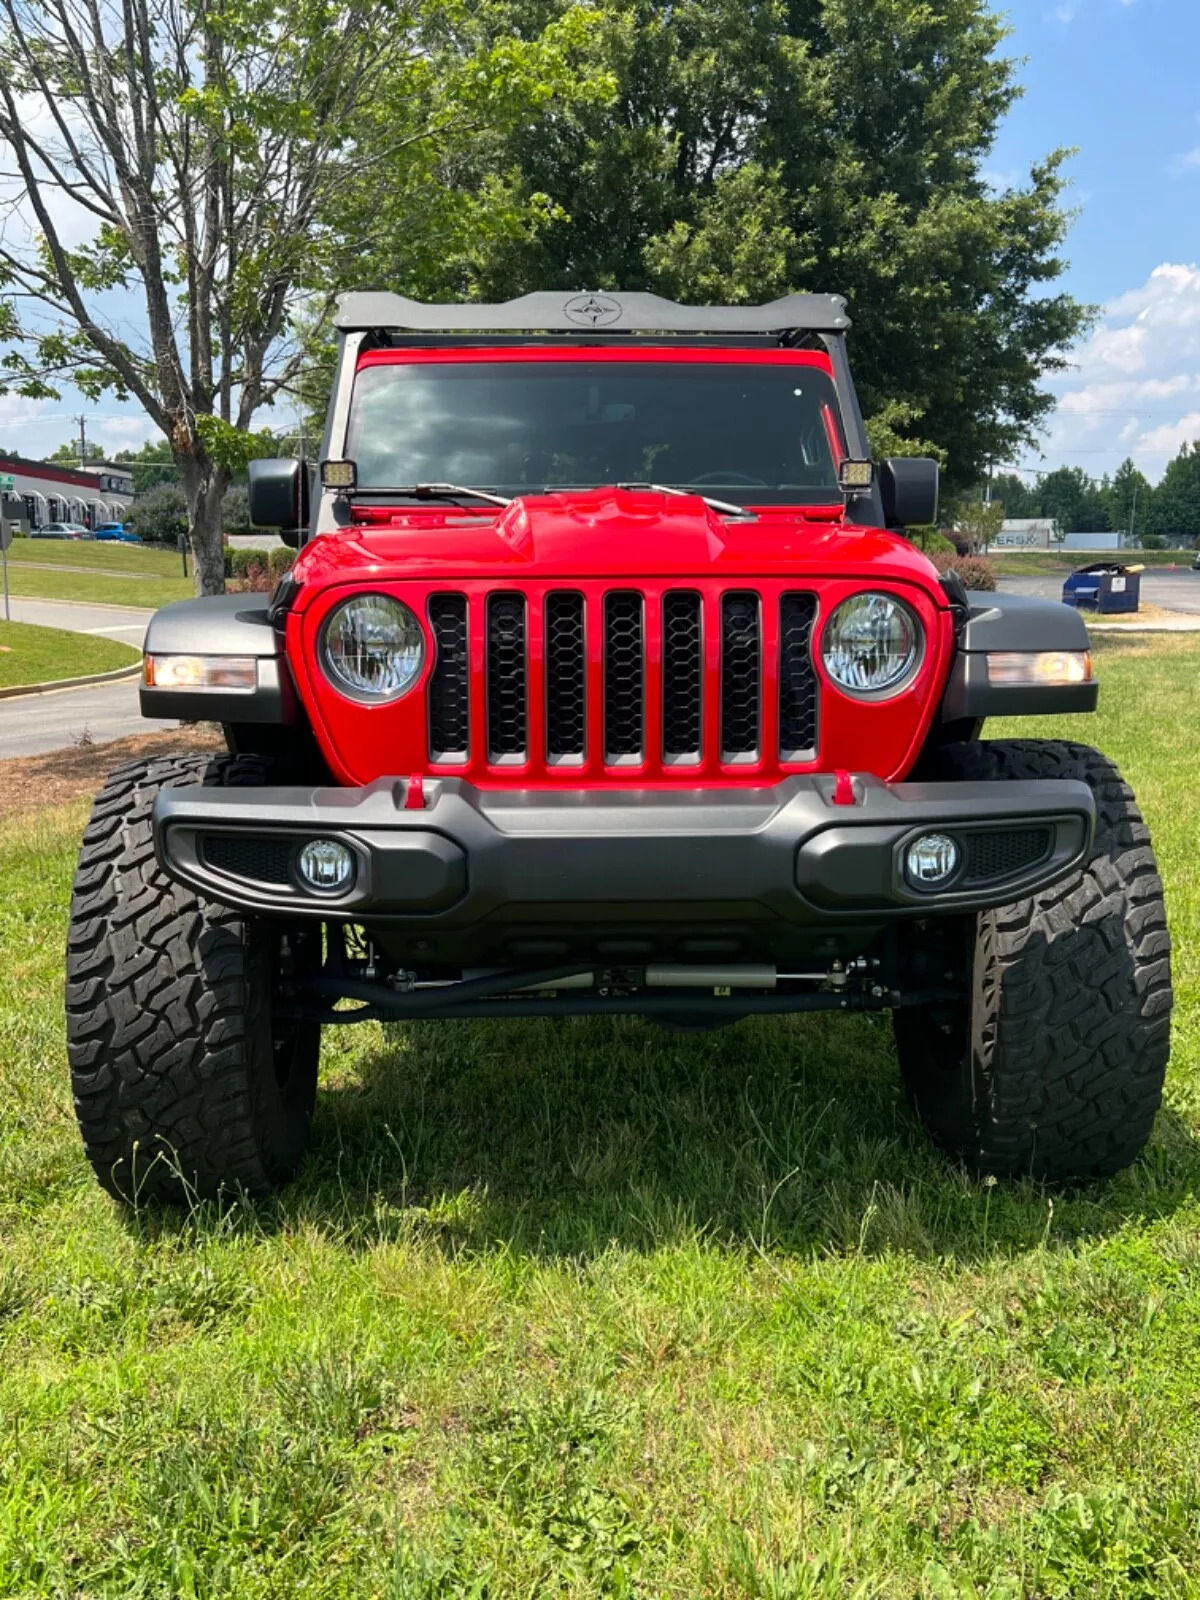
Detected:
left=487, top=593, right=528, bottom=762
left=720, top=592, right=761, bottom=761
left=604, top=592, right=644, bottom=762
left=779, top=592, right=819, bottom=760
left=428, top=594, right=470, bottom=762
left=963, top=827, right=1052, bottom=884
left=662, top=591, right=703, bottom=763
left=202, top=833, right=293, bottom=885
left=545, top=592, right=586, bottom=763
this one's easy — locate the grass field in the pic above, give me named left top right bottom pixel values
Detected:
left=7, top=537, right=186, bottom=576
left=0, top=618, right=139, bottom=689
left=2, top=564, right=193, bottom=610
left=988, top=550, right=1195, bottom=577
left=2, top=634, right=1200, bottom=1597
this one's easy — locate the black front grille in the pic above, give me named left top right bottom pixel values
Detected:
left=202, top=834, right=293, bottom=884
left=428, top=594, right=470, bottom=762
left=720, top=592, right=761, bottom=761
left=604, top=592, right=644, bottom=761
left=487, top=593, right=528, bottom=761
left=546, top=592, right=586, bottom=762
left=662, top=591, right=702, bottom=762
left=779, top=593, right=819, bottom=759
left=963, top=827, right=1052, bottom=884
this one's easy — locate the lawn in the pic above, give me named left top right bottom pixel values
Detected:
left=989, top=549, right=1194, bottom=577
left=7, top=537, right=186, bottom=576
left=2, top=634, right=1200, bottom=1597
left=0, top=618, right=139, bottom=689
left=2, top=564, right=194, bottom=610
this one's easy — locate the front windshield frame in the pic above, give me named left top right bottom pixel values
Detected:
left=342, top=347, right=848, bottom=509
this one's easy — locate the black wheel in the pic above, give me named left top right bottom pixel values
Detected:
left=66, top=754, right=321, bottom=1203
left=894, top=740, right=1172, bottom=1181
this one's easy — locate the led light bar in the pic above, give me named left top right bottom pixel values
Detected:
left=143, top=654, right=258, bottom=690
left=838, top=458, right=875, bottom=491
left=986, top=650, right=1093, bottom=687
left=320, top=458, right=357, bottom=490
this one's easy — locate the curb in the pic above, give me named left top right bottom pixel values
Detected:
left=8, top=594, right=156, bottom=615
left=0, top=662, right=142, bottom=701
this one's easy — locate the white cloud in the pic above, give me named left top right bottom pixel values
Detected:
left=1169, top=148, right=1200, bottom=177
left=1021, top=263, right=1200, bottom=483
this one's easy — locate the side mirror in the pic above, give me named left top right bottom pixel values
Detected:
left=880, top=457, right=939, bottom=529
left=248, top=458, right=309, bottom=546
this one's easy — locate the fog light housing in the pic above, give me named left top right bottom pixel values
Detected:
left=905, top=833, right=960, bottom=888
left=297, top=838, right=355, bottom=892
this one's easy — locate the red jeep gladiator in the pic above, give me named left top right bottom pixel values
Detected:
left=66, top=291, right=1172, bottom=1202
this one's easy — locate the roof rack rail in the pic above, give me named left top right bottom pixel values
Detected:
left=333, top=290, right=851, bottom=337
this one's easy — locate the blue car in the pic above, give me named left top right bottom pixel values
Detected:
left=94, top=522, right=141, bottom=543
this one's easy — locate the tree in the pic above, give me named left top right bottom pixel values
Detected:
left=1108, top=458, right=1152, bottom=542
left=1146, top=442, right=1200, bottom=544
left=417, top=0, right=1092, bottom=490
left=952, top=496, right=1005, bottom=554
left=125, top=483, right=188, bottom=546
left=1037, top=466, right=1093, bottom=535
left=987, top=472, right=1038, bottom=520
left=112, top=439, right=180, bottom=491
left=0, top=0, right=603, bottom=593
left=46, top=438, right=103, bottom=464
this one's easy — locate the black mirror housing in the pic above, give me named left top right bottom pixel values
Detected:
left=880, top=457, right=939, bottom=529
left=248, top=458, right=309, bottom=535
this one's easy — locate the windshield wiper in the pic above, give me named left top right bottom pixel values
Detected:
left=351, top=482, right=513, bottom=508
left=616, top=481, right=756, bottom=520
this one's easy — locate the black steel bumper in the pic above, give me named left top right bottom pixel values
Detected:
left=153, top=773, right=1095, bottom=926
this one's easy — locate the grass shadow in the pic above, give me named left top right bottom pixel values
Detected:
left=162, top=1005, right=1200, bottom=1266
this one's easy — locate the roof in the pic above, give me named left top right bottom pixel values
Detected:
left=333, top=290, right=851, bottom=336
left=0, top=451, right=133, bottom=492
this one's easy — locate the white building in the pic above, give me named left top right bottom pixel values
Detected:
left=994, top=518, right=1059, bottom=549
left=0, top=452, right=134, bottom=534
left=1061, top=531, right=1128, bottom=551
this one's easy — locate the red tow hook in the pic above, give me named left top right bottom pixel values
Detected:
left=404, top=776, right=426, bottom=810
left=832, top=769, right=857, bottom=807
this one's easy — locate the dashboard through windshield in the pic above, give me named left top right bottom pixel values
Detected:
left=345, top=359, right=845, bottom=506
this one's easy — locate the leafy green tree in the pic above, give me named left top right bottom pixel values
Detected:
left=0, top=0, right=605, bottom=592
left=1146, top=443, right=1200, bottom=543
left=986, top=473, right=1038, bottom=520
left=1036, top=465, right=1110, bottom=535
left=426, top=0, right=1091, bottom=490
left=112, top=439, right=180, bottom=491
left=125, top=484, right=188, bottom=547
left=1108, top=458, right=1152, bottom=541
left=45, top=439, right=103, bottom=465
left=951, top=497, right=1005, bottom=554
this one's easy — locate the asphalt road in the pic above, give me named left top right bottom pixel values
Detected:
left=997, top=567, right=1200, bottom=614
left=0, top=597, right=158, bottom=759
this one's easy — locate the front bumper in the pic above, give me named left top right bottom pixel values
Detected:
left=153, top=773, right=1095, bottom=929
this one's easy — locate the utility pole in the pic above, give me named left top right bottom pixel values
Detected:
left=1130, top=482, right=1140, bottom=548
left=76, top=414, right=88, bottom=467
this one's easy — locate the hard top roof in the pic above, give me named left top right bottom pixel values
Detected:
left=333, top=290, right=851, bottom=337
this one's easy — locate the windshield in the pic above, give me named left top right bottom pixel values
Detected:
left=345, top=360, right=844, bottom=505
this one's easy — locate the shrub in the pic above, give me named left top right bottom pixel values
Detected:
left=126, top=482, right=188, bottom=546
left=228, top=546, right=270, bottom=577
left=931, top=552, right=997, bottom=592
left=269, top=546, right=296, bottom=576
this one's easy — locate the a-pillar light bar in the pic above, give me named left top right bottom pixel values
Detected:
left=320, top=459, right=358, bottom=490
left=986, top=651, right=1093, bottom=687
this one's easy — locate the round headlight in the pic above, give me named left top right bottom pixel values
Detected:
left=822, top=593, right=921, bottom=696
left=320, top=594, right=425, bottom=702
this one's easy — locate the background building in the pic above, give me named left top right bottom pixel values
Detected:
left=994, top=517, right=1059, bottom=549
left=0, top=453, right=134, bottom=533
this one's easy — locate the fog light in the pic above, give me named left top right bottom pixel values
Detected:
left=297, top=838, right=355, bottom=892
left=906, top=833, right=960, bottom=888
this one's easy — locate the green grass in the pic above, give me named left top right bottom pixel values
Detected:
left=3, top=563, right=194, bottom=609
left=989, top=549, right=1195, bottom=577
left=7, top=537, right=187, bottom=576
left=0, top=619, right=139, bottom=688
left=2, top=634, right=1200, bottom=1597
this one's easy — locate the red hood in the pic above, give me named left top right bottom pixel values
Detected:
left=290, top=485, right=947, bottom=601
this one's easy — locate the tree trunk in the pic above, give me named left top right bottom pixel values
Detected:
left=177, top=456, right=230, bottom=596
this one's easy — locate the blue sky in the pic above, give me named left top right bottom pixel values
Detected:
left=2, top=0, right=1199, bottom=482
left=991, top=0, right=1200, bottom=482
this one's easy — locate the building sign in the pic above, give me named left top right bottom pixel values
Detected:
left=0, top=474, right=14, bottom=492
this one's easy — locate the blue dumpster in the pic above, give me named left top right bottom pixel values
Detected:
left=1062, top=562, right=1142, bottom=615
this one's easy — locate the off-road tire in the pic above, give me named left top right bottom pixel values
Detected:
left=66, top=754, right=321, bottom=1203
left=894, top=740, right=1172, bottom=1181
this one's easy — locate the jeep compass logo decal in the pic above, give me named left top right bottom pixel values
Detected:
left=564, top=293, right=622, bottom=327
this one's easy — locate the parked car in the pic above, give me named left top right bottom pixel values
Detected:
left=1191, top=550, right=1200, bottom=571
left=94, top=522, right=141, bottom=543
left=68, top=289, right=1173, bottom=1203
left=31, top=522, right=93, bottom=539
